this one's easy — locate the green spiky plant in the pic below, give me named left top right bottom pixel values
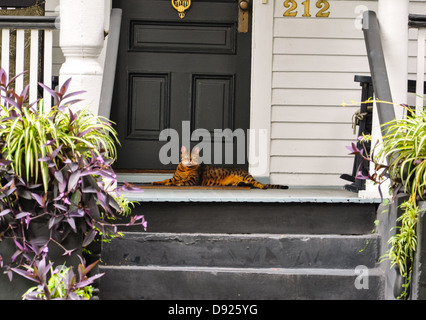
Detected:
left=348, top=106, right=426, bottom=299
left=380, top=110, right=426, bottom=200
left=377, top=109, right=426, bottom=299
left=0, top=73, right=117, bottom=192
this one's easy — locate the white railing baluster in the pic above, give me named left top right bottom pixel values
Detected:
left=1, top=28, right=10, bottom=107
left=15, top=29, right=25, bottom=95
left=43, top=29, right=53, bottom=111
left=1, top=29, right=10, bottom=79
left=0, top=16, right=57, bottom=111
left=29, top=29, right=39, bottom=104
left=416, top=27, right=426, bottom=115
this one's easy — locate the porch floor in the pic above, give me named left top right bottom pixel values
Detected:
left=116, top=173, right=382, bottom=204
left=118, top=185, right=381, bottom=204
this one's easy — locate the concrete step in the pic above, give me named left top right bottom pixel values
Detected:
left=100, top=189, right=383, bottom=300
left=101, top=232, right=380, bottom=269
left=120, top=201, right=378, bottom=235
left=98, top=265, right=385, bottom=300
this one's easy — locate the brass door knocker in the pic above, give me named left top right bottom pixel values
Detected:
left=171, top=0, right=191, bottom=19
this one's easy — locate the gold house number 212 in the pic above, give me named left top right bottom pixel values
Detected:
left=284, top=0, right=330, bottom=17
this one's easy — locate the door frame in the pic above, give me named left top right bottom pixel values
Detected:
left=248, top=0, right=273, bottom=182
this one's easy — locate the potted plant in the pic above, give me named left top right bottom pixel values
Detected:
left=348, top=105, right=426, bottom=299
left=0, top=69, right=146, bottom=299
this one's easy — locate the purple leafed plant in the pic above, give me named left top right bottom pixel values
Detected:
left=13, top=256, right=104, bottom=300
left=346, top=136, right=399, bottom=200
left=0, top=69, right=146, bottom=296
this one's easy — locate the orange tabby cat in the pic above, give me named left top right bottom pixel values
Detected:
left=153, top=146, right=288, bottom=189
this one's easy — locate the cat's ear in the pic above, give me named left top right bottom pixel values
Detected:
left=192, top=146, right=200, bottom=155
left=181, top=146, right=187, bottom=153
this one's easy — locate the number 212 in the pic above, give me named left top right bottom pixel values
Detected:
left=284, top=0, right=330, bottom=18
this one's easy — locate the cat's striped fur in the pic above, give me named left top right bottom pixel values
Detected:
left=153, top=146, right=288, bottom=189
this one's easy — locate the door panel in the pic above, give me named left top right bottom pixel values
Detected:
left=131, top=21, right=236, bottom=54
left=127, top=73, right=170, bottom=140
left=111, top=0, right=252, bottom=170
left=192, top=75, right=234, bottom=133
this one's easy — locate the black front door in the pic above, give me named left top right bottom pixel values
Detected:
left=111, top=0, right=252, bottom=171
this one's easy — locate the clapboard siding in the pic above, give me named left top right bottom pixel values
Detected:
left=272, top=105, right=357, bottom=122
left=271, top=156, right=354, bottom=174
left=273, top=72, right=366, bottom=90
left=273, top=38, right=368, bottom=56
left=271, top=122, right=355, bottom=140
left=272, top=88, right=361, bottom=106
left=273, top=55, right=370, bottom=73
left=271, top=173, right=346, bottom=186
left=273, top=18, right=364, bottom=39
left=270, top=0, right=426, bottom=187
left=275, top=37, right=426, bottom=58
left=271, top=140, right=354, bottom=157
left=274, top=55, right=422, bottom=74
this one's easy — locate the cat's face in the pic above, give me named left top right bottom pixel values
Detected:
left=180, top=146, right=200, bottom=167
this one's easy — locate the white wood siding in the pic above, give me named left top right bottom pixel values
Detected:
left=270, top=0, right=426, bottom=187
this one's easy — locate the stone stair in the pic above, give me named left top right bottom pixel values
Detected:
left=98, top=189, right=384, bottom=300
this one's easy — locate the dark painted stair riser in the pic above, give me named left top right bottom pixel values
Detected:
left=100, top=201, right=383, bottom=300
left=119, top=202, right=378, bottom=235
left=99, top=266, right=384, bottom=300
left=101, top=233, right=379, bottom=269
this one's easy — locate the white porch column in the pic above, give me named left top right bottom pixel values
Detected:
left=378, top=0, right=409, bottom=117
left=59, top=0, right=105, bottom=115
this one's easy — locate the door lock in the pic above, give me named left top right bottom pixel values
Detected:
left=238, top=0, right=250, bottom=33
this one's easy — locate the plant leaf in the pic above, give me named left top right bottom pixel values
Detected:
left=68, top=170, right=81, bottom=192
left=54, top=170, right=64, bottom=183
left=82, top=229, right=97, bottom=247
left=38, top=82, right=59, bottom=102
left=31, top=193, right=45, bottom=207
left=0, top=209, right=11, bottom=217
